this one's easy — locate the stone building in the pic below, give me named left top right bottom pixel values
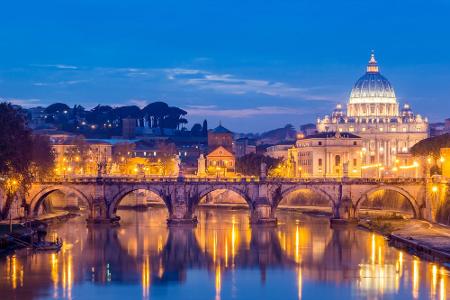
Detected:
left=265, top=144, right=294, bottom=160
left=234, top=138, right=256, bottom=158
left=206, top=146, right=235, bottom=176
left=208, top=124, right=234, bottom=152
left=441, top=148, right=450, bottom=179
left=202, top=124, right=236, bottom=176
left=51, top=137, right=112, bottom=176
left=316, top=53, right=428, bottom=172
left=289, top=132, right=362, bottom=178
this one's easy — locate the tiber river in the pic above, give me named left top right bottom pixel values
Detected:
left=1, top=207, right=449, bottom=300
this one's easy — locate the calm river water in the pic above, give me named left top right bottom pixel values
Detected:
left=1, top=207, right=449, bottom=300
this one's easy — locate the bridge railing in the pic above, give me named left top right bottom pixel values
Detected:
left=38, top=175, right=427, bottom=185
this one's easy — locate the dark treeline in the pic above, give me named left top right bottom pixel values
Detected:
left=0, top=103, right=55, bottom=218
left=236, top=153, right=281, bottom=176
left=34, top=101, right=207, bottom=138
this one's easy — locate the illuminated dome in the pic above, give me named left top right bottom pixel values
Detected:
left=347, top=52, right=399, bottom=117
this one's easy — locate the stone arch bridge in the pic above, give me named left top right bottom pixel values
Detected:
left=21, top=177, right=443, bottom=225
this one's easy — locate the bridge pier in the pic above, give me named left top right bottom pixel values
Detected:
left=86, top=197, right=118, bottom=224
left=250, top=198, right=277, bottom=226
left=329, top=196, right=358, bottom=225
left=166, top=201, right=198, bottom=226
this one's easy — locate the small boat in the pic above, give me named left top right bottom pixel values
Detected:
left=33, top=238, right=63, bottom=251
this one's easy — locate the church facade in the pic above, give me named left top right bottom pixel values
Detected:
left=316, top=53, right=429, bottom=170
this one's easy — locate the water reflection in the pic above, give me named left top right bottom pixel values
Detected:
left=0, top=208, right=449, bottom=300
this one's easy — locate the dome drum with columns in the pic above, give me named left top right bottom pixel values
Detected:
left=317, top=52, right=429, bottom=169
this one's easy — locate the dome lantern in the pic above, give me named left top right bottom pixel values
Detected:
left=367, top=51, right=379, bottom=73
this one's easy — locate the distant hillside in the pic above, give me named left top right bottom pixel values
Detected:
left=259, top=124, right=296, bottom=144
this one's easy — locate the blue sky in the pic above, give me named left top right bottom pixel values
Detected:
left=1, top=0, right=450, bottom=132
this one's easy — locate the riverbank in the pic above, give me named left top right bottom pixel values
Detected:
left=0, top=211, right=78, bottom=255
left=359, top=216, right=450, bottom=263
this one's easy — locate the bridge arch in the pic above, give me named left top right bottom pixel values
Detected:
left=108, top=187, right=169, bottom=218
left=29, top=185, right=91, bottom=216
left=196, top=185, right=252, bottom=207
left=275, top=185, right=336, bottom=210
left=355, top=185, right=420, bottom=218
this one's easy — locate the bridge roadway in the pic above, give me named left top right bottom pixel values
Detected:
left=22, top=176, right=445, bottom=225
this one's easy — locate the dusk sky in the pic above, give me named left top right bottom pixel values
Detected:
left=1, top=0, right=450, bottom=132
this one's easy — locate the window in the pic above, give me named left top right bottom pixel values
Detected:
left=370, top=156, right=375, bottom=164
left=353, top=158, right=357, bottom=166
left=318, top=141, right=322, bottom=146
left=318, top=158, right=322, bottom=166
left=353, top=141, right=357, bottom=145
left=335, top=155, right=341, bottom=166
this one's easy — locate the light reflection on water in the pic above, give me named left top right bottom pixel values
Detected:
left=0, top=207, right=449, bottom=300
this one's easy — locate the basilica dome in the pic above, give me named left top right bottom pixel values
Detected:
left=346, top=53, right=399, bottom=117
left=348, top=53, right=397, bottom=105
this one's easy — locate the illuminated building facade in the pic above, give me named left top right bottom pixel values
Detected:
left=52, top=139, right=112, bottom=176
left=289, top=132, right=362, bottom=178
left=206, top=146, right=236, bottom=176
left=205, top=124, right=236, bottom=176
left=317, top=53, right=429, bottom=172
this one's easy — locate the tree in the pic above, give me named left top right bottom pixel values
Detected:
left=0, top=103, right=54, bottom=219
left=64, top=135, right=90, bottom=174
left=236, top=153, right=281, bottom=176
left=162, top=107, right=188, bottom=130
left=142, top=102, right=169, bottom=128
left=44, top=103, right=70, bottom=114
left=141, top=102, right=189, bottom=132
left=154, top=141, right=177, bottom=176
left=411, top=133, right=450, bottom=158
left=112, top=142, right=136, bottom=174
left=30, top=135, right=55, bottom=180
left=202, top=119, right=208, bottom=136
left=191, top=123, right=203, bottom=136
left=114, top=105, right=141, bottom=119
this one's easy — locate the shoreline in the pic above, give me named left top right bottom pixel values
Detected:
left=358, top=217, right=450, bottom=264
left=0, top=211, right=79, bottom=255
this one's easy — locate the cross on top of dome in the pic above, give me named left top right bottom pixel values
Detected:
left=367, top=51, right=379, bottom=73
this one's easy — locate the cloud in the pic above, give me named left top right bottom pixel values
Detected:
left=165, top=68, right=332, bottom=101
left=0, top=97, right=42, bottom=107
left=185, top=105, right=313, bottom=118
left=129, top=99, right=148, bottom=108
left=32, top=82, right=49, bottom=86
left=33, top=80, right=87, bottom=87
left=32, top=64, right=79, bottom=70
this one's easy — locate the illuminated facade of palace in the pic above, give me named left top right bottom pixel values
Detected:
left=316, top=53, right=429, bottom=170
left=289, top=132, right=363, bottom=178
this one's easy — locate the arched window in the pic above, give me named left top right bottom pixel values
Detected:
left=335, top=155, right=341, bottom=167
